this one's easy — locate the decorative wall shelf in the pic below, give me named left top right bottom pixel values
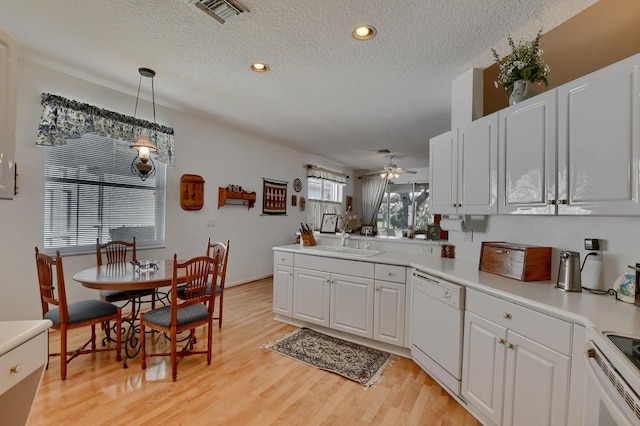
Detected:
left=218, top=187, right=256, bottom=210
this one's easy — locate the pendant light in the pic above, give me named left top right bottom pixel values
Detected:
left=131, top=67, right=157, bottom=181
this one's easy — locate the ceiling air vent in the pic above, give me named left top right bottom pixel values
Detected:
left=186, top=0, right=249, bottom=24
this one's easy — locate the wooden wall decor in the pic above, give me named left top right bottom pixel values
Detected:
left=180, top=174, right=205, bottom=210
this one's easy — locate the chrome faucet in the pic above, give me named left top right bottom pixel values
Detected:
left=340, top=230, right=350, bottom=247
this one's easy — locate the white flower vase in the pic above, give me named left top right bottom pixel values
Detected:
left=509, top=80, right=532, bottom=105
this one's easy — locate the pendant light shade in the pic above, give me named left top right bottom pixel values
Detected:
left=131, top=67, right=158, bottom=181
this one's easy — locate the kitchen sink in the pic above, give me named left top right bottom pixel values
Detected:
left=301, top=246, right=383, bottom=257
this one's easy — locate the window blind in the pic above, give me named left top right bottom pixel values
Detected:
left=43, top=133, right=166, bottom=255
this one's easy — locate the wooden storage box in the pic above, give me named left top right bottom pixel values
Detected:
left=479, top=242, right=552, bottom=281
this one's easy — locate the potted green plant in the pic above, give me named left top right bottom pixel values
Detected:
left=492, top=29, right=550, bottom=104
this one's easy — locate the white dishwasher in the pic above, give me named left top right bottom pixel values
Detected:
left=411, top=269, right=465, bottom=396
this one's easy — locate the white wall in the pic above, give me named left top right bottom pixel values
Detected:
left=0, top=59, right=353, bottom=321
left=447, top=214, right=640, bottom=291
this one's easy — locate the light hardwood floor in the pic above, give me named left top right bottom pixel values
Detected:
left=28, top=278, right=480, bottom=426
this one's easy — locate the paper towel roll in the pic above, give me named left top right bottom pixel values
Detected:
left=439, top=218, right=467, bottom=232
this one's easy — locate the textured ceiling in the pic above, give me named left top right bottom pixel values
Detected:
left=0, top=0, right=596, bottom=171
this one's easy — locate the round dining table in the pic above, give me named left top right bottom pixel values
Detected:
left=73, top=259, right=182, bottom=366
left=73, top=259, right=178, bottom=291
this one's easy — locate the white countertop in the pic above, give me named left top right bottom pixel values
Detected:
left=275, top=244, right=640, bottom=393
left=0, top=320, right=52, bottom=357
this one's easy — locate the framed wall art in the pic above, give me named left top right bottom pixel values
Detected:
left=320, top=213, right=337, bottom=233
left=262, top=178, right=287, bottom=215
left=291, top=195, right=297, bottom=206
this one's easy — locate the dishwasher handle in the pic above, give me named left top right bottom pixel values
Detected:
left=413, top=271, right=440, bottom=285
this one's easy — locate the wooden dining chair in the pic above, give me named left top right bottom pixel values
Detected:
left=35, top=247, right=122, bottom=380
left=140, top=253, right=220, bottom=381
left=177, top=238, right=229, bottom=328
left=96, top=237, right=155, bottom=318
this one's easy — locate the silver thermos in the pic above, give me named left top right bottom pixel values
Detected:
left=556, top=251, right=582, bottom=292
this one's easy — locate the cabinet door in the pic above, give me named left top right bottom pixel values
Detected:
left=273, top=265, right=294, bottom=316
left=502, top=331, right=570, bottom=426
left=429, top=130, right=458, bottom=214
left=330, top=274, right=374, bottom=338
left=0, top=28, right=17, bottom=200
left=458, top=113, right=498, bottom=214
left=293, top=268, right=331, bottom=327
left=498, top=91, right=557, bottom=214
left=462, top=311, right=507, bottom=426
left=557, top=54, right=640, bottom=215
left=373, top=280, right=405, bottom=346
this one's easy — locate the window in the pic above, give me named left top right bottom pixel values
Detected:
left=307, top=177, right=343, bottom=202
left=43, top=133, right=166, bottom=255
left=377, top=182, right=431, bottom=231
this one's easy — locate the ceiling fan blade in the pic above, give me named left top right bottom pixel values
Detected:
left=363, top=169, right=387, bottom=176
left=394, top=167, right=417, bottom=174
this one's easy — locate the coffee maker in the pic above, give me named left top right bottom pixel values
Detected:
left=556, top=251, right=582, bottom=292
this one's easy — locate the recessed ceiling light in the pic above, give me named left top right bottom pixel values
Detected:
left=250, top=62, right=270, bottom=72
left=352, top=25, right=376, bottom=41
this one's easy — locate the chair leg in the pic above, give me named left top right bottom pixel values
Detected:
left=91, top=324, right=97, bottom=350
left=141, top=320, right=147, bottom=370
left=151, top=291, right=156, bottom=310
left=207, top=319, right=213, bottom=365
left=171, top=328, right=178, bottom=382
left=60, top=325, right=67, bottom=380
left=218, top=292, right=224, bottom=329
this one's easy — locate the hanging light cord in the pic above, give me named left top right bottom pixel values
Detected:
left=133, top=73, right=156, bottom=123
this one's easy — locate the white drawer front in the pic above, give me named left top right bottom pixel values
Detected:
left=0, top=332, right=47, bottom=396
left=374, top=264, right=406, bottom=284
left=467, top=288, right=572, bottom=355
left=273, top=251, right=294, bottom=267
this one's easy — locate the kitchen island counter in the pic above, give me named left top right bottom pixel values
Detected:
left=274, top=244, right=640, bottom=397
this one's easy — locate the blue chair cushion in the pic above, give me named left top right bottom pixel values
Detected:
left=44, top=299, right=118, bottom=326
left=142, top=303, right=209, bottom=328
left=176, top=283, right=221, bottom=299
left=100, top=288, right=155, bottom=302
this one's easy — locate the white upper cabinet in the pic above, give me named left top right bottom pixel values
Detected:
left=498, top=91, right=557, bottom=214
left=429, top=113, right=498, bottom=215
left=556, top=54, right=640, bottom=215
left=429, top=129, right=458, bottom=214
left=0, top=28, right=17, bottom=200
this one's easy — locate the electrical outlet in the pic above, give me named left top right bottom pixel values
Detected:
left=207, top=219, right=216, bottom=228
left=421, top=246, right=433, bottom=255
left=464, top=230, right=473, bottom=242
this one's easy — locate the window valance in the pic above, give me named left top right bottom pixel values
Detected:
left=306, top=164, right=347, bottom=184
left=35, top=93, right=175, bottom=166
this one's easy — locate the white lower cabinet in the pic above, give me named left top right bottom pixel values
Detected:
left=273, top=252, right=406, bottom=348
left=273, top=264, right=294, bottom=316
left=330, top=274, right=374, bottom=338
left=273, top=252, right=295, bottom=316
left=293, top=267, right=331, bottom=327
left=462, top=289, right=571, bottom=426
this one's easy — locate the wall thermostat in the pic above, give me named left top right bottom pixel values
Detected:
left=584, top=238, right=600, bottom=251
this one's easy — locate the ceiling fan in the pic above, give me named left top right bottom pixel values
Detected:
left=364, top=156, right=418, bottom=180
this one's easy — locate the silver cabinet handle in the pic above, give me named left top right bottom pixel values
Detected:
left=387, top=272, right=392, bottom=276
left=547, top=199, right=557, bottom=205
left=495, top=249, right=510, bottom=255
left=498, top=338, right=505, bottom=345
left=11, top=364, right=21, bottom=374
left=506, top=342, right=515, bottom=350
left=503, top=312, right=511, bottom=319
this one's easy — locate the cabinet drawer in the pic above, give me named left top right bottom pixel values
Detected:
left=0, top=332, right=47, bottom=396
left=466, top=289, right=572, bottom=355
left=294, top=254, right=374, bottom=278
left=374, top=264, right=406, bottom=284
left=273, top=251, right=294, bottom=267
